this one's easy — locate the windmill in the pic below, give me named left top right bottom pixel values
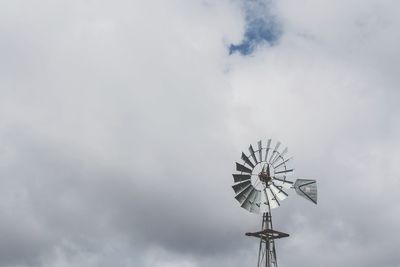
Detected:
left=232, top=139, right=317, bottom=267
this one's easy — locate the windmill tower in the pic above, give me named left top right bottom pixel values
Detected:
left=232, top=139, right=317, bottom=267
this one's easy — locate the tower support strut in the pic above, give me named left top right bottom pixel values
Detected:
left=245, top=212, right=289, bottom=267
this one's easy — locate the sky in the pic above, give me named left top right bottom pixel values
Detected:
left=0, top=0, right=400, bottom=266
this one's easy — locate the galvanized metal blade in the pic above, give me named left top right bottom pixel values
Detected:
left=264, top=139, right=272, bottom=162
left=269, top=141, right=281, bottom=163
left=232, top=174, right=251, bottom=183
left=269, top=187, right=280, bottom=206
left=232, top=180, right=251, bottom=194
left=254, top=190, right=261, bottom=205
left=269, top=197, right=279, bottom=209
left=248, top=144, right=258, bottom=165
left=271, top=147, right=288, bottom=165
left=235, top=185, right=254, bottom=204
left=265, top=189, right=279, bottom=209
left=249, top=190, right=261, bottom=213
left=236, top=162, right=252, bottom=174
left=257, top=140, right=263, bottom=163
left=241, top=152, right=255, bottom=168
left=274, top=169, right=294, bottom=175
left=270, top=183, right=288, bottom=201
left=241, top=188, right=257, bottom=211
left=274, top=156, right=293, bottom=169
left=272, top=177, right=293, bottom=189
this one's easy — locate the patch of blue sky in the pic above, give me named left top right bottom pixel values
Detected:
left=229, top=0, right=281, bottom=56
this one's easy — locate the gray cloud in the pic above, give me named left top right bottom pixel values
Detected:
left=0, top=0, right=400, bottom=266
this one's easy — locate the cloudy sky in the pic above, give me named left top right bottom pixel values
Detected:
left=1, top=0, right=400, bottom=266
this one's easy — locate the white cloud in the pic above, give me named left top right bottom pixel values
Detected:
left=0, top=0, right=399, bottom=266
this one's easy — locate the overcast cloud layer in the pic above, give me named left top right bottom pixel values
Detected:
left=1, top=1, right=400, bottom=266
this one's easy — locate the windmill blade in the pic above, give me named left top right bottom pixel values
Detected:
left=254, top=190, right=261, bottom=204
left=248, top=145, right=258, bottom=164
left=249, top=191, right=261, bottom=213
left=257, top=140, right=263, bottom=162
left=241, top=152, right=255, bottom=168
left=250, top=203, right=260, bottom=213
left=236, top=162, right=252, bottom=174
left=270, top=183, right=288, bottom=201
left=241, top=188, right=257, bottom=211
left=232, top=180, right=251, bottom=194
left=272, top=177, right=293, bottom=189
left=279, top=147, right=288, bottom=158
left=264, top=139, right=272, bottom=162
left=235, top=185, right=254, bottom=204
left=294, top=179, right=318, bottom=204
left=271, top=147, right=288, bottom=165
left=268, top=188, right=280, bottom=206
left=264, top=189, right=279, bottom=209
left=262, top=189, right=269, bottom=205
left=241, top=198, right=253, bottom=211
left=274, top=156, right=293, bottom=169
left=232, top=174, right=251, bottom=183
left=269, top=141, right=281, bottom=163
left=274, top=169, right=294, bottom=175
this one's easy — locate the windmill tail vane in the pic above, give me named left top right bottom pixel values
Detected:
left=231, top=139, right=318, bottom=267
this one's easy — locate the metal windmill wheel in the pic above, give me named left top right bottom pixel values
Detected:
left=232, top=139, right=317, bottom=267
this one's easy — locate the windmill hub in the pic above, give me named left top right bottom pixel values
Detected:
left=258, top=164, right=273, bottom=185
left=258, top=171, right=271, bottom=184
left=250, top=163, right=275, bottom=190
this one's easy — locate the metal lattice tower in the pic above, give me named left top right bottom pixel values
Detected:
left=258, top=212, right=278, bottom=267
left=232, top=139, right=318, bottom=266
